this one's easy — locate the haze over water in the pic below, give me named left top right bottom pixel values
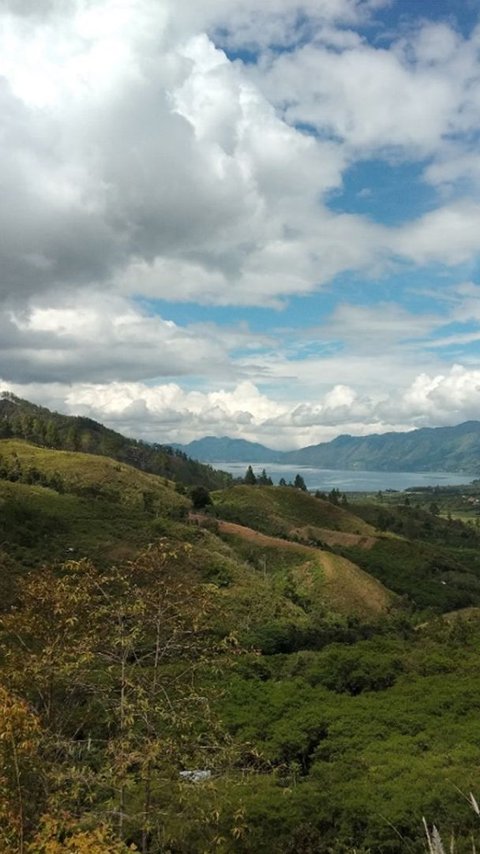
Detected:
left=214, top=463, right=474, bottom=493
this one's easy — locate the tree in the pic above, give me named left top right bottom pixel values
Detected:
left=0, top=686, right=42, bottom=853
left=45, top=420, right=59, bottom=448
left=190, top=485, right=212, bottom=509
left=244, top=465, right=257, bottom=486
left=294, top=474, right=307, bottom=491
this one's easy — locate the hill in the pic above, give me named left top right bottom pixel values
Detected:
left=0, top=392, right=232, bottom=489
left=0, top=439, right=392, bottom=627
left=213, top=484, right=376, bottom=541
left=211, top=483, right=480, bottom=613
left=177, top=421, right=480, bottom=474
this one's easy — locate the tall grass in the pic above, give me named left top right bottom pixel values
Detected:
left=424, top=793, right=479, bottom=853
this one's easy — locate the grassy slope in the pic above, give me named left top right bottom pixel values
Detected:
left=212, top=486, right=399, bottom=619
left=0, top=442, right=395, bottom=635
left=0, top=440, right=189, bottom=605
left=216, top=520, right=394, bottom=619
left=213, top=485, right=375, bottom=540
left=0, top=439, right=188, bottom=514
left=213, top=484, right=480, bottom=615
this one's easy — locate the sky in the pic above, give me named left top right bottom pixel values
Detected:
left=1, top=0, right=480, bottom=450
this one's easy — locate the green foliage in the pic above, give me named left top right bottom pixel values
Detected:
left=352, top=499, right=480, bottom=548
left=189, top=484, right=212, bottom=509
left=3, top=428, right=480, bottom=851
left=244, top=465, right=257, bottom=485
left=216, top=621, right=480, bottom=851
left=339, top=536, right=480, bottom=612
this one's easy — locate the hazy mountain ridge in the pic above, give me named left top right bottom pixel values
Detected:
left=178, top=421, right=480, bottom=474
left=172, top=435, right=282, bottom=463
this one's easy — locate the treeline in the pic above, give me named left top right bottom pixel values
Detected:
left=243, top=465, right=308, bottom=490
left=0, top=393, right=232, bottom=489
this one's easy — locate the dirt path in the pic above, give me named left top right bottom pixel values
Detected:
left=216, top=519, right=315, bottom=551
left=214, top=518, right=393, bottom=616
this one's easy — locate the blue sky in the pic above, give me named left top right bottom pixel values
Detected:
left=1, top=0, right=480, bottom=448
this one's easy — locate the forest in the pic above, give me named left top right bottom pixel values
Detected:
left=1, top=405, right=480, bottom=852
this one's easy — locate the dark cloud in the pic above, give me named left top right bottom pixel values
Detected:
left=0, top=294, right=235, bottom=384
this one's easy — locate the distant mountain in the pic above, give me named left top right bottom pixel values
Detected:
left=176, top=422, right=480, bottom=475
left=283, top=422, right=480, bottom=473
left=174, top=435, right=281, bottom=463
left=0, top=393, right=232, bottom=489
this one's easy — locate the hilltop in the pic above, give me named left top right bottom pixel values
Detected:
left=0, top=392, right=232, bottom=489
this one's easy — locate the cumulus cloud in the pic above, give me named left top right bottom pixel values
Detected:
left=1, top=0, right=480, bottom=446
left=255, top=19, right=480, bottom=158
left=1, top=0, right=479, bottom=318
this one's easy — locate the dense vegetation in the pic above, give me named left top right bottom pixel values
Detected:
left=2, top=429, right=480, bottom=851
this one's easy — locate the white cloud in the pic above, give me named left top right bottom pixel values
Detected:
left=1, top=0, right=479, bottom=318
left=0, top=0, right=480, bottom=448
left=393, top=202, right=480, bottom=266
left=255, top=18, right=480, bottom=158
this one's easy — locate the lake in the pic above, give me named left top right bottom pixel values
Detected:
left=212, top=462, right=475, bottom=492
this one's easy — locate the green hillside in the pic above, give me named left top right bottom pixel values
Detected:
left=0, top=392, right=232, bottom=488
left=2, top=440, right=480, bottom=850
left=213, top=484, right=375, bottom=541
left=0, top=440, right=390, bottom=628
left=0, top=439, right=189, bottom=511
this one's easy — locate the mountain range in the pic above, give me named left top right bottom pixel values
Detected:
left=175, top=421, right=480, bottom=474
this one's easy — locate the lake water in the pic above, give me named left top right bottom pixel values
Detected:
left=212, top=462, right=475, bottom=492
